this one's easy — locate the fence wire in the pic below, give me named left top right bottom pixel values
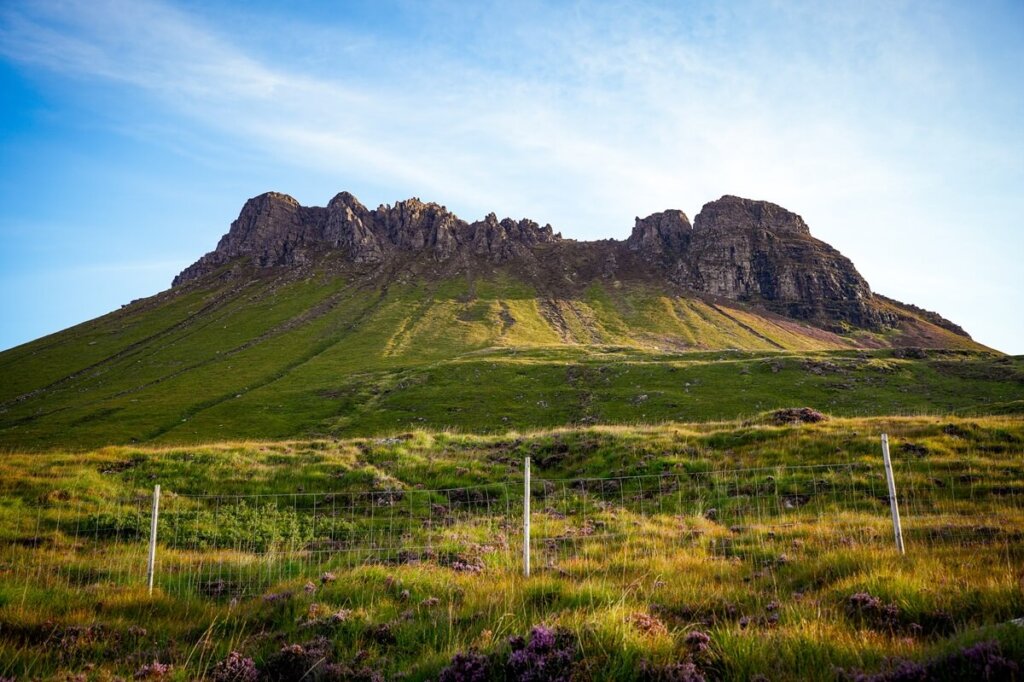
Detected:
left=528, top=463, right=886, bottom=575
left=1, top=443, right=1021, bottom=601
left=0, top=490, right=151, bottom=599
left=153, top=483, right=518, bottom=597
left=895, top=450, right=1024, bottom=559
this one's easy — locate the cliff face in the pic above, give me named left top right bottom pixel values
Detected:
left=683, top=196, right=894, bottom=329
left=625, top=209, right=692, bottom=261
left=173, top=191, right=939, bottom=333
left=174, top=192, right=560, bottom=285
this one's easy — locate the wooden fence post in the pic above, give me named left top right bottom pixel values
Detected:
left=523, top=458, right=531, bottom=577
left=881, top=435, right=905, bottom=554
left=147, top=484, right=161, bottom=595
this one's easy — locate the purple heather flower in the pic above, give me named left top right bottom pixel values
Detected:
left=837, top=640, right=1019, bottom=681
left=211, top=651, right=259, bottom=682
left=133, top=661, right=173, bottom=680
left=504, top=625, right=578, bottom=682
left=527, top=625, right=556, bottom=652
left=439, top=651, right=490, bottom=682
left=507, top=649, right=531, bottom=669
left=684, top=630, right=711, bottom=654
left=263, top=590, right=294, bottom=604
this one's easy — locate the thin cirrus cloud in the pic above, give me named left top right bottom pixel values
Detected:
left=0, top=0, right=1021, bottom=352
left=2, top=0, right=548, bottom=216
left=0, top=0, right=903, bottom=229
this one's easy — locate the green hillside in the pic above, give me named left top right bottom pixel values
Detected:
left=0, top=261, right=1018, bottom=450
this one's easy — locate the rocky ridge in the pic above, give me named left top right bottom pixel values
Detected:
left=174, top=192, right=559, bottom=285
left=174, top=191, right=960, bottom=335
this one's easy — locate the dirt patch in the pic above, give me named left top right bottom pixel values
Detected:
left=770, top=407, right=827, bottom=425
left=898, top=442, right=929, bottom=457
left=99, top=455, right=146, bottom=474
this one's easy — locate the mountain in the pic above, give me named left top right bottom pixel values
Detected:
left=1, top=191, right=1017, bottom=450
left=173, top=192, right=947, bottom=334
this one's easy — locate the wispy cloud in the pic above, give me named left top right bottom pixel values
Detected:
left=0, top=0, right=915, bottom=231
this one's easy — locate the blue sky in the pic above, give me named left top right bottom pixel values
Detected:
left=1, top=0, right=1022, bottom=352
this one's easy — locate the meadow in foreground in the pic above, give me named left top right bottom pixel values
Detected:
left=0, top=415, right=1021, bottom=680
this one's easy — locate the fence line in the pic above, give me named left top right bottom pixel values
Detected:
left=2, top=434, right=1020, bottom=601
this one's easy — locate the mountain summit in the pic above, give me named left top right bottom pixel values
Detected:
left=174, top=191, right=953, bottom=335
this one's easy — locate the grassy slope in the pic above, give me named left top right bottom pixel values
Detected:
left=0, top=416, right=1021, bottom=680
left=0, top=268, right=1017, bottom=450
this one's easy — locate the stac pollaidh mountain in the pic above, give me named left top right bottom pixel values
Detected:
left=1, top=192, right=1019, bottom=449
left=174, top=192, right=949, bottom=335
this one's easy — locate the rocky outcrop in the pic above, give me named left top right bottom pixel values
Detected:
left=173, top=192, right=324, bottom=285
left=174, top=192, right=561, bottom=286
left=466, top=213, right=559, bottom=261
left=693, top=195, right=810, bottom=236
left=171, top=191, right=914, bottom=332
left=626, top=210, right=692, bottom=261
left=375, top=198, right=461, bottom=257
left=324, top=192, right=382, bottom=263
left=680, top=196, right=897, bottom=329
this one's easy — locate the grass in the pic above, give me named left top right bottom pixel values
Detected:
left=1, top=264, right=1016, bottom=451
left=0, top=415, right=1021, bottom=680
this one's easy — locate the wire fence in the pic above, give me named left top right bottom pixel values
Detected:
left=894, top=446, right=1024, bottom=553
left=1, top=435, right=1021, bottom=601
left=1, top=490, right=152, bottom=600
left=156, top=483, right=518, bottom=597
left=528, top=462, right=880, bottom=574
